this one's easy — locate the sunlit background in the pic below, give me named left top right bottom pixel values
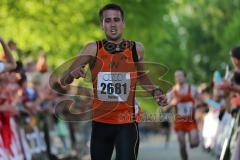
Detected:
left=1, top=0, right=240, bottom=81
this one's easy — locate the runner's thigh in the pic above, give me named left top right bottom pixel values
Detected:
left=115, top=123, right=139, bottom=160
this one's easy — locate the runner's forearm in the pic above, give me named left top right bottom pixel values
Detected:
left=60, top=55, right=91, bottom=85
left=138, top=72, right=158, bottom=95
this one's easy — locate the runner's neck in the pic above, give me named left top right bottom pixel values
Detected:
left=105, top=38, right=124, bottom=44
left=176, top=83, right=187, bottom=90
left=178, top=83, right=186, bottom=87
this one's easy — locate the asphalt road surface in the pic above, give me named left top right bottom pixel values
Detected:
left=138, top=133, right=216, bottom=160
left=81, top=132, right=216, bottom=160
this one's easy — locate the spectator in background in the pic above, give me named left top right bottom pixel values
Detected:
left=0, top=37, right=16, bottom=73
left=0, top=71, right=21, bottom=158
left=1, top=39, right=21, bottom=61
left=36, top=52, right=48, bottom=73
left=7, top=40, right=17, bottom=52
left=224, top=47, right=240, bottom=160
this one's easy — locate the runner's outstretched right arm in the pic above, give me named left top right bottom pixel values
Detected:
left=60, top=42, right=97, bottom=86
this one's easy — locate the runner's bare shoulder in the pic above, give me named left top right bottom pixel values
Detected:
left=135, top=42, right=144, bottom=61
left=79, top=42, right=97, bottom=57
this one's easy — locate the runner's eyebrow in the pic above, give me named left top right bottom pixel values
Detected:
left=113, top=17, right=120, bottom=21
left=104, top=17, right=121, bottom=22
left=104, top=18, right=111, bottom=22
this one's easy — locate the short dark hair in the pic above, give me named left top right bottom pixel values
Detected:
left=175, top=68, right=187, bottom=77
left=99, top=3, right=124, bottom=22
left=230, top=46, right=240, bottom=59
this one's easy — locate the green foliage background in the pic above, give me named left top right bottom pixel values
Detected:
left=1, top=0, right=240, bottom=111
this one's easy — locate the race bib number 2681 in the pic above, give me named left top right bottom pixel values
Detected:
left=97, top=72, right=131, bottom=102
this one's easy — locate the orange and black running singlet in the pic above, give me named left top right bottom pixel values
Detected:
left=174, top=85, right=198, bottom=132
left=90, top=40, right=141, bottom=124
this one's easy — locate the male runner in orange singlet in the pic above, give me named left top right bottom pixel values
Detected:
left=60, top=3, right=167, bottom=160
left=164, top=69, right=199, bottom=160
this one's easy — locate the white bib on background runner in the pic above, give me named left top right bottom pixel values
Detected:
left=0, top=62, right=5, bottom=73
left=97, top=72, right=131, bottom=102
left=177, top=102, right=193, bottom=117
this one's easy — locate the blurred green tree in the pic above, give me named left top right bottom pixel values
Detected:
left=1, top=0, right=240, bottom=112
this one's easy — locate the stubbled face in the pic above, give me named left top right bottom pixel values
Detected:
left=232, top=57, right=240, bottom=70
left=175, top=71, right=186, bottom=85
left=101, top=10, right=125, bottom=42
